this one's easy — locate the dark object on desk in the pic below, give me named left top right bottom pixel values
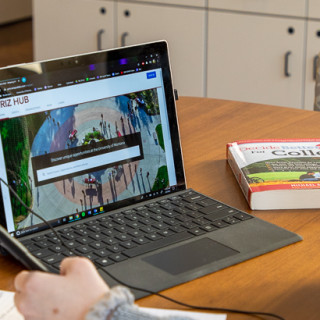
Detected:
left=0, top=41, right=302, bottom=299
left=0, top=224, right=48, bottom=272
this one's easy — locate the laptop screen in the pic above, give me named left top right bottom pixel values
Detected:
left=0, top=41, right=186, bottom=238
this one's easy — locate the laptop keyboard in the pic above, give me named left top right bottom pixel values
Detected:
left=20, top=190, right=253, bottom=272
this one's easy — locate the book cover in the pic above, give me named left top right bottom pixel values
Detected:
left=227, top=139, right=320, bottom=210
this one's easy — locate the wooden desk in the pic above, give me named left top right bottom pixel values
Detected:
left=1, top=97, right=320, bottom=320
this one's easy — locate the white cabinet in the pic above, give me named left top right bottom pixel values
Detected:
left=117, top=2, right=206, bottom=97
left=32, top=0, right=320, bottom=109
left=33, top=0, right=115, bottom=61
left=207, top=10, right=306, bottom=109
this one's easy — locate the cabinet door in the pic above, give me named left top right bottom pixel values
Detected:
left=304, top=21, right=320, bottom=110
left=117, top=2, right=206, bottom=97
left=308, top=0, right=320, bottom=19
left=207, top=11, right=305, bottom=108
left=33, top=0, right=115, bottom=61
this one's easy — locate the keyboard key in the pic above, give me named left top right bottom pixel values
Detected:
left=162, top=210, right=178, bottom=218
left=76, top=236, right=93, bottom=245
left=32, top=235, right=47, bottom=241
left=95, top=257, right=114, bottom=267
left=192, top=217, right=210, bottom=225
left=188, top=228, right=206, bottom=236
left=212, top=220, right=229, bottom=228
left=109, top=253, right=127, bottom=263
left=126, top=221, right=144, bottom=228
left=132, top=237, right=150, bottom=245
left=200, top=224, right=218, bottom=232
left=140, top=226, right=157, bottom=234
left=94, top=249, right=111, bottom=257
left=145, top=233, right=163, bottom=241
left=43, top=253, right=65, bottom=265
left=185, top=203, right=202, bottom=211
left=187, top=211, right=204, bottom=219
left=127, top=229, right=144, bottom=238
left=35, top=240, right=51, bottom=248
left=89, top=241, right=104, bottom=249
left=88, top=233, right=104, bottom=241
left=115, top=234, right=132, bottom=242
left=181, top=193, right=204, bottom=203
left=233, top=212, right=253, bottom=221
left=103, top=238, right=118, bottom=245
left=50, top=245, right=68, bottom=253
left=157, top=229, right=175, bottom=237
left=223, top=217, right=241, bottom=225
left=107, top=244, right=122, bottom=253
left=119, top=241, right=137, bottom=249
left=65, top=240, right=77, bottom=248
left=205, top=210, right=232, bottom=222
left=61, top=232, right=76, bottom=240
left=169, top=225, right=185, bottom=233
left=33, top=248, right=53, bottom=259
left=196, top=198, right=217, bottom=207
left=76, top=245, right=93, bottom=254
left=82, top=253, right=98, bottom=261
left=181, top=221, right=198, bottom=229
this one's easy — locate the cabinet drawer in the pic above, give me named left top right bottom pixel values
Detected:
left=124, top=0, right=206, bottom=8
left=208, top=0, right=307, bottom=17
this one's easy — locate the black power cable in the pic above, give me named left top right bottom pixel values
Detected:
left=0, top=177, right=285, bottom=320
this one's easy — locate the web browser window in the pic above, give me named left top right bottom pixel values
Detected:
left=0, top=47, right=181, bottom=236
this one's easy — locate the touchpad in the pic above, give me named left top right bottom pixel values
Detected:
left=143, top=237, right=238, bottom=275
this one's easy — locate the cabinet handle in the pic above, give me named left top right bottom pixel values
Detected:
left=121, top=32, right=129, bottom=47
left=313, top=55, right=319, bottom=81
left=97, top=29, right=105, bottom=51
left=284, top=51, right=292, bottom=77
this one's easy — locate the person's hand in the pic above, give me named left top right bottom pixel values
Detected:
left=14, top=257, right=110, bottom=320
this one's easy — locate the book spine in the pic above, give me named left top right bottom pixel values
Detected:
left=227, top=146, right=252, bottom=207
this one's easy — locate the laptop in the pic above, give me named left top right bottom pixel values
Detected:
left=0, top=41, right=301, bottom=298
